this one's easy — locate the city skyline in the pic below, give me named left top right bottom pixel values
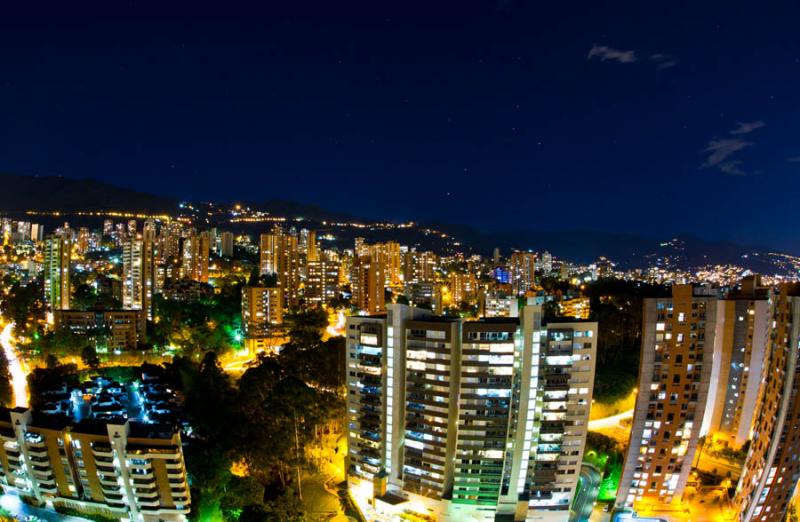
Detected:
left=1, top=2, right=800, bottom=251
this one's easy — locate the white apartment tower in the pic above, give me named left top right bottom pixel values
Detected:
left=345, top=304, right=597, bottom=521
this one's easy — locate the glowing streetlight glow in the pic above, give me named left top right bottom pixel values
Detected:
left=0, top=323, right=29, bottom=407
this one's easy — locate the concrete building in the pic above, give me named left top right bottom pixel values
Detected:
left=123, top=236, right=156, bottom=320
left=734, top=283, right=800, bottom=522
left=0, top=407, right=190, bottom=521
left=345, top=304, right=597, bottom=521
left=180, top=233, right=209, bottom=283
left=706, top=275, right=769, bottom=448
left=44, top=235, right=72, bottom=321
left=352, top=255, right=385, bottom=314
left=259, top=227, right=300, bottom=306
left=219, top=231, right=234, bottom=258
left=617, top=285, right=718, bottom=510
left=53, top=309, right=145, bottom=351
left=241, top=286, right=283, bottom=352
left=306, top=256, right=340, bottom=305
left=509, top=252, right=537, bottom=296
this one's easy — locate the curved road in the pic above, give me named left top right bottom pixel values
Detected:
left=572, top=465, right=602, bottom=522
left=588, top=409, right=633, bottom=431
left=0, top=323, right=29, bottom=407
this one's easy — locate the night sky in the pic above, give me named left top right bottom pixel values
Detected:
left=1, top=2, right=799, bottom=250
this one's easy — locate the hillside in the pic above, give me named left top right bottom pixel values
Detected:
left=0, top=173, right=177, bottom=214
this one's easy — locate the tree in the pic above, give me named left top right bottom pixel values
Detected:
left=81, top=345, right=100, bottom=369
left=0, top=350, right=13, bottom=407
left=45, top=354, right=59, bottom=369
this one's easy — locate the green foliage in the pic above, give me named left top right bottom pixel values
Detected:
left=2, top=278, right=44, bottom=335
left=0, top=349, right=12, bottom=407
left=28, top=363, right=79, bottom=409
left=150, top=289, right=243, bottom=355
left=593, top=369, right=637, bottom=404
left=170, top=314, right=344, bottom=521
left=81, top=345, right=100, bottom=369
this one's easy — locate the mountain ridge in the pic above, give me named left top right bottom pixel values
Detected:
left=0, top=174, right=796, bottom=274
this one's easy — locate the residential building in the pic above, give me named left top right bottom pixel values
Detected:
left=734, top=283, right=800, bottom=522
left=44, top=235, right=72, bottom=320
left=706, top=275, right=769, bottom=448
left=558, top=297, right=591, bottom=320
left=219, top=231, right=234, bottom=258
left=306, top=256, right=340, bottom=305
left=352, top=255, right=385, bottom=314
left=616, top=285, right=719, bottom=510
left=53, top=310, right=145, bottom=351
left=345, top=304, right=597, bottom=521
left=509, top=252, right=537, bottom=295
left=259, top=228, right=300, bottom=306
left=180, top=233, right=209, bottom=283
left=0, top=405, right=189, bottom=520
left=241, top=286, right=283, bottom=352
left=123, top=236, right=156, bottom=320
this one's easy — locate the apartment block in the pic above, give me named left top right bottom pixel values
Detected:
left=352, top=255, right=386, bottom=314
left=706, top=275, right=770, bottom=448
left=345, top=304, right=597, bottom=521
left=241, top=286, right=283, bottom=352
left=734, top=283, right=800, bottom=522
left=53, top=310, right=145, bottom=351
left=123, top=236, right=156, bottom=320
left=44, top=235, right=72, bottom=320
left=259, top=228, right=300, bottom=306
left=617, top=285, right=718, bottom=510
left=0, top=408, right=189, bottom=521
left=306, top=257, right=341, bottom=305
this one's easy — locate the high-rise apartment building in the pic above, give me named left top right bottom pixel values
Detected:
left=345, top=304, right=597, bottom=521
left=44, top=235, right=72, bottom=320
left=241, top=286, right=283, bottom=352
left=402, top=251, right=438, bottom=284
left=706, top=275, right=769, bottom=448
left=219, top=231, right=234, bottom=258
left=181, top=233, right=209, bottom=283
left=352, top=255, right=385, bottom=314
left=734, top=283, right=800, bottom=522
left=617, top=285, right=718, bottom=510
left=127, top=219, right=137, bottom=237
left=509, top=252, right=537, bottom=295
left=0, top=407, right=190, bottom=521
left=259, top=228, right=300, bottom=306
left=306, top=256, right=340, bottom=305
left=448, top=272, right=477, bottom=305
left=123, top=236, right=156, bottom=320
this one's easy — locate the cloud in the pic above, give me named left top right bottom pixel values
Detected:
left=703, top=138, right=752, bottom=168
left=730, top=121, right=766, bottom=135
left=702, top=121, right=766, bottom=175
left=718, top=161, right=747, bottom=176
left=649, top=53, right=678, bottom=69
left=587, top=45, right=637, bottom=64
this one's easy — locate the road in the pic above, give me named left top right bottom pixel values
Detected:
left=572, top=465, right=602, bottom=522
left=0, top=323, right=29, bottom=407
left=588, top=409, right=633, bottom=431
left=0, top=492, right=90, bottom=522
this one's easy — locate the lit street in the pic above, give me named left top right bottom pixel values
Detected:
left=0, top=322, right=29, bottom=407
left=572, top=465, right=602, bottom=522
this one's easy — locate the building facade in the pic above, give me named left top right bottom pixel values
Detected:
left=734, top=283, right=800, bottom=522
left=53, top=310, right=145, bottom=351
left=44, top=235, right=72, bottom=320
left=345, top=304, right=597, bottom=521
left=0, top=408, right=189, bottom=521
left=616, top=285, right=718, bottom=510
left=241, top=286, right=283, bottom=352
left=123, top=236, right=156, bottom=320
